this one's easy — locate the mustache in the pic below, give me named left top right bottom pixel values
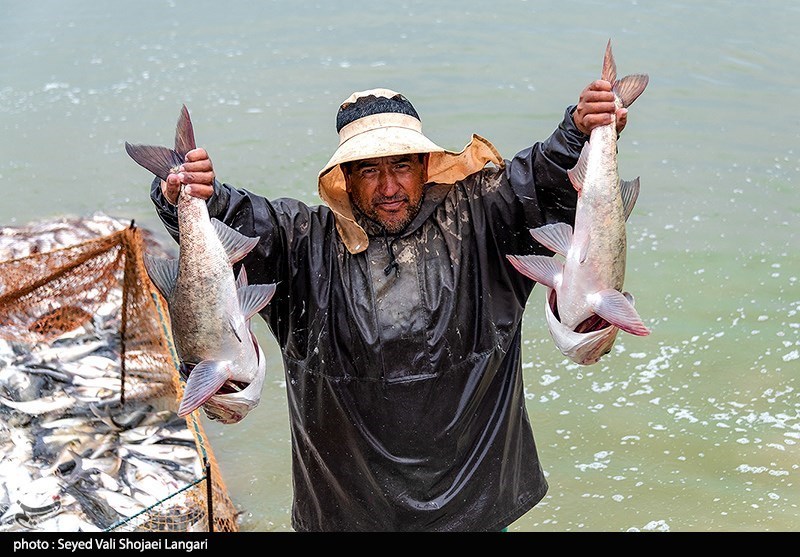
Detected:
left=375, top=195, right=408, bottom=204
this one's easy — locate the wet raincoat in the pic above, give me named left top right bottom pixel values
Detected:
left=152, top=106, right=585, bottom=532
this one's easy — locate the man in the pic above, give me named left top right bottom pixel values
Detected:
left=150, top=81, right=629, bottom=531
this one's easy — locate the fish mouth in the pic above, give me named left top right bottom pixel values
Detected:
left=216, top=380, right=249, bottom=394
left=544, top=289, right=619, bottom=366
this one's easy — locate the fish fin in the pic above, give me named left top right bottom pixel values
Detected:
left=174, top=105, right=197, bottom=160
left=589, top=289, right=650, bottom=336
left=529, top=223, right=573, bottom=257
left=506, top=254, right=562, bottom=290
left=577, top=235, right=590, bottom=265
left=178, top=360, right=233, bottom=417
left=250, top=329, right=263, bottom=360
left=615, top=74, right=649, bottom=109
left=143, top=254, right=178, bottom=301
left=125, top=143, right=183, bottom=182
left=235, top=265, right=248, bottom=289
left=620, top=177, right=641, bottom=221
left=602, top=39, right=617, bottom=84
left=226, top=317, right=242, bottom=343
left=238, top=283, right=278, bottom=321
left=567, top=142, right=590, bottom=194
left=210, top=219, right=260, bottom=264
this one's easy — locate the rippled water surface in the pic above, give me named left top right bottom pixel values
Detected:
left=1, top=0, right=798, bottom=532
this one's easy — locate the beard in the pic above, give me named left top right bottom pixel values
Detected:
left=351, top=193, right=423, bottom=235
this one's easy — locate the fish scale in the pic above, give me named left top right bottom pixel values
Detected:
left=172, top=191, right=241, bottom=363
left=559, top=110, right=628, bottom=327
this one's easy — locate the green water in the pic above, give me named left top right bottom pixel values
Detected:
left=1, top=0, right=798, bottom=532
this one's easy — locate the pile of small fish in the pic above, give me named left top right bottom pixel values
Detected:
left=0, top=212, right=129, bottom=261
left=0, top=214, right=207, bottom=532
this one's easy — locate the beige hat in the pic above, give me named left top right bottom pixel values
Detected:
left=318, top=88, right=504, bottom=254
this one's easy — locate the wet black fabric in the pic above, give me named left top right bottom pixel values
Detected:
left=151, top=106, right=584, bottom=532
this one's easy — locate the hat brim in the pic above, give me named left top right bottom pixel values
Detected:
left=321, top=125, right=446, bottom=174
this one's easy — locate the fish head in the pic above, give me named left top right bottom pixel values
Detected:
left=200, top=336, right=267, bottom=424
left=543, top=288, right=620, bottom=365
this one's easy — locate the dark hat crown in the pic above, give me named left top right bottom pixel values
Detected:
left=336, top=93, right=420, bottom=133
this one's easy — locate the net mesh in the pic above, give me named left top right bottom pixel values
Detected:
left=0, top=214, right=239, bottom=533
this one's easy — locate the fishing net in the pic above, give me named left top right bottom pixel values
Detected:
left=0, top=213, right=239, bottom=532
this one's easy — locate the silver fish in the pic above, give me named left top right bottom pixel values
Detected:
left=125, top=106, right=276, bottom=416
left=0, top=393, right=76, bottom=415
left=29, top=510, right=103, bottom=532
left=63, top=478, right=121, bottom=530
left=507, top=40, right=650, bottom=365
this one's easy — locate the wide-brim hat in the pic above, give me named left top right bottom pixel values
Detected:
left=318, top=88, right=503, bottom=254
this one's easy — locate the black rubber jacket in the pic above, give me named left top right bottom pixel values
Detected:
left=151, top=106, right=585, bottom=531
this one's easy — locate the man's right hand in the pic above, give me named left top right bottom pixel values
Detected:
left=572, top=80, right=628, bottom=137
left=161, top=147, right=216, bottom=204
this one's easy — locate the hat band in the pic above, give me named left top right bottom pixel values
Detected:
left=338, top=113, right=423, bottom=145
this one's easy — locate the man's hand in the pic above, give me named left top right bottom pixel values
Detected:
left=573, top=80, right=627, bottom=137
left=161, top=148, right=216, bottom=204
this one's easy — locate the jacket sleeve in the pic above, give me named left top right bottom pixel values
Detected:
left=504, top=105, right=586, bottom=234
left=150, top=176, right=180, bottom=239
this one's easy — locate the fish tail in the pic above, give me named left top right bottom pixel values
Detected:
left=125, top=104, right=196, bottom=180
left=602, top=39, right=617, bottom=84
left=125, top=142, right=183, bottom=182
left=174, top=105, right=197, bottom=160
left=602, top=39, right=649, bottom=108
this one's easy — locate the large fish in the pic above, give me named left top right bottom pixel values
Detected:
left=125, top=106, right=276, bottom=417
left=507, top=40, right=650, bottom=365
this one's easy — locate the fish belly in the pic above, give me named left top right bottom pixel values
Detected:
left=556, top=128, right=627, bottom=329
left=171, top=199, right=243, bottom=364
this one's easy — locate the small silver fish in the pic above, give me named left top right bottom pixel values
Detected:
left=0, top=393, right=76, bottom=415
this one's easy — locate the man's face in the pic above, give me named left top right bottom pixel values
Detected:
left=344, top=154, right=428, bottom=234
